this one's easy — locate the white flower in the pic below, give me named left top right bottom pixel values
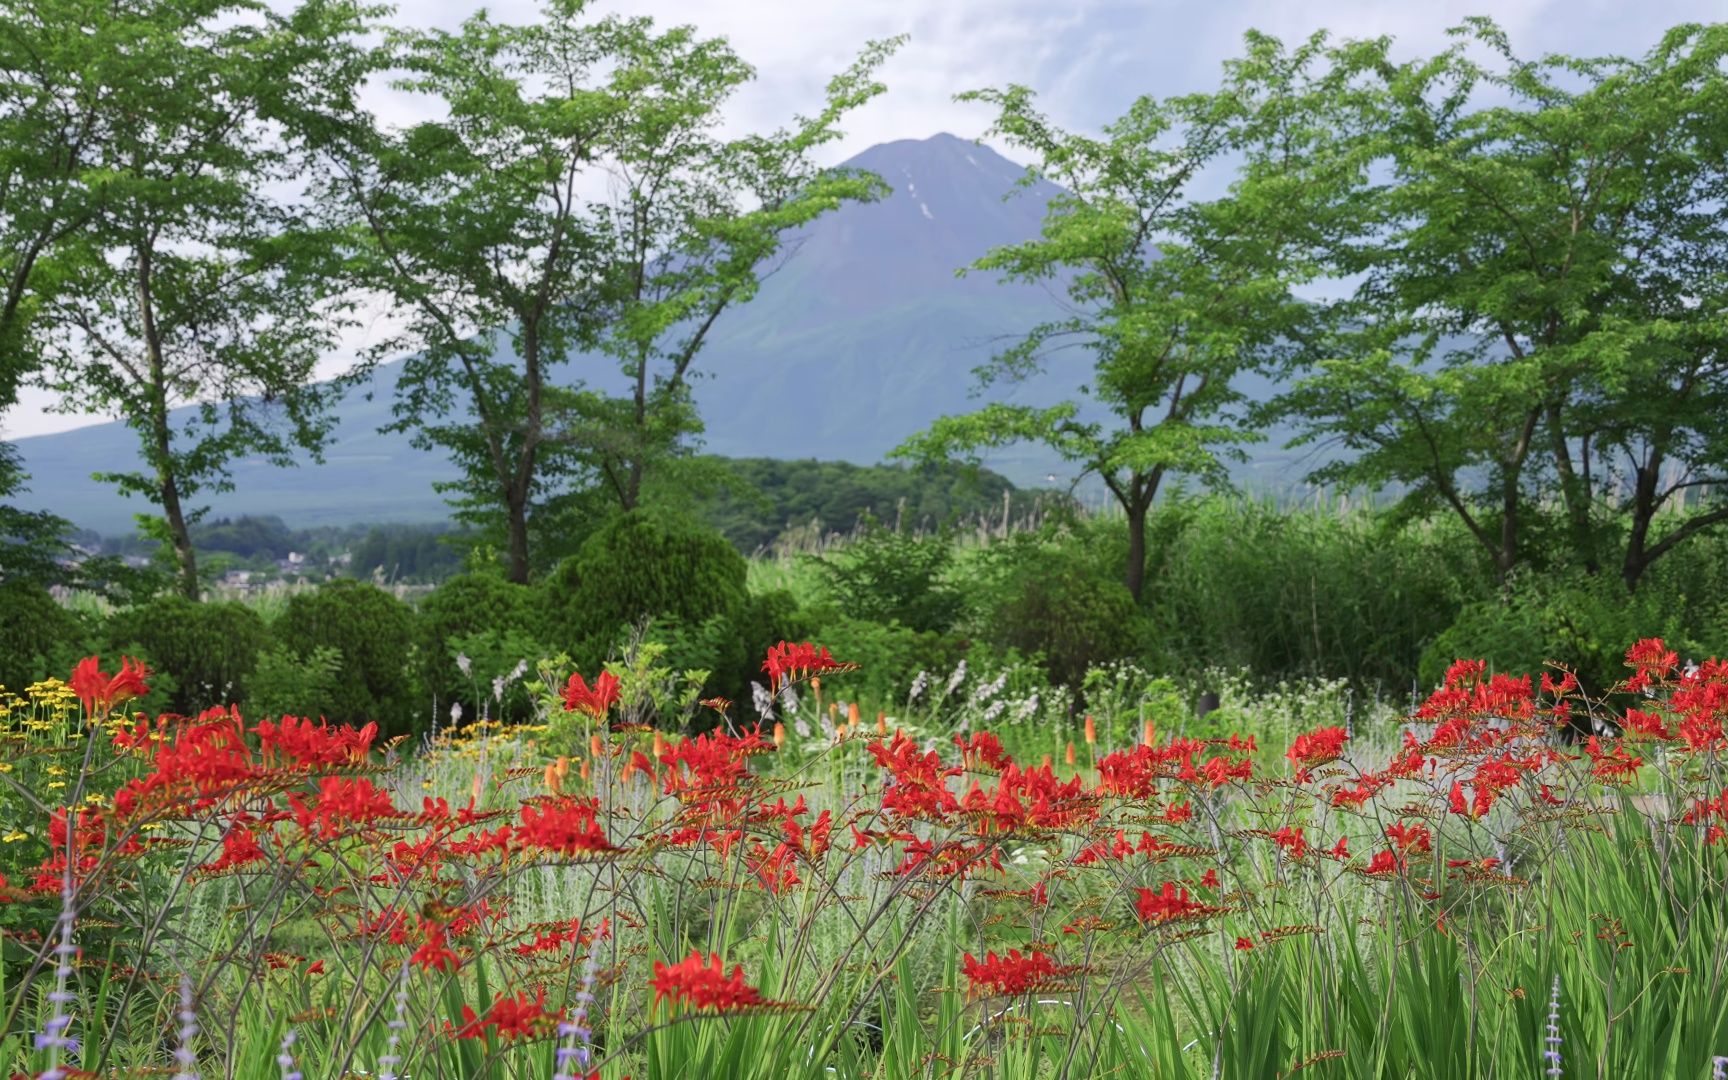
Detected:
left=450, top=702, right=463, bottom=724
left=943, top=659, right=967, bottom=698
left=750, top=681, right=776, bottom=723
left=908, top=670, right=929, bottom=702
left=456, top=653, right=472, bottom=678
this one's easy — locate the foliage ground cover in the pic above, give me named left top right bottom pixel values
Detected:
left=0, top=638, right=1724, bottom=1077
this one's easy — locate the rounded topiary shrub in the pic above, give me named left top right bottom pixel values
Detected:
left=275, top=579, right=419, bottom=735
left=541, top=509, right=748, bottom=664
left=106, top=594, right=266, bottom=714
left=0, top=581, right=84, bottom=695
left=415, top=572, right=546, bottom=722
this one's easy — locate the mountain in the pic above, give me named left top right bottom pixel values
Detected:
left=7, top=133, right=1306, bottom=535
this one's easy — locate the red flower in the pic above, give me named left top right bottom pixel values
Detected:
left=762, top=641, right=854, bottom=692
left=960, top=949, right=1074, bottom=995
left=1286, top=726, right=1348, bottom=776
left=515, top=797, right=616, bottom=857
left=562, top=671, right=621, bottom=717
left=1271, top=826, right=1307, bottom=859
left=452, top=987, right=562, bottom=1040
left=410, top=919, right=461, bottom=973
left=1626, top=638, right=1678, bottom=677
left=1234, top=936, right=1256, bottom=950
left=651, top=950, right=765, bottom=1012
left=1135, top=881, right=1212, bottom=924
left=68, top=655, right=151, bottom=716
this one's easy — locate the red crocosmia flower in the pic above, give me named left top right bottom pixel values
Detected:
left=762, top=641, right=854, bottom=692
left=960, top=949, right=1074, bottom=996
left=562, top=671, right=621, bottom=717
left=1448, top=781, right=1470, bottom=817
left=291, top=777, right=402, bottom=837
left=1385, top=820, right=1431, bottom=854
left=1271, top=826, right=1307, bottom=859
left=1234, top=936, right=1256, bottom=950
left=1626, top=638, right=1678, bottom=677
left=1286, top=726, right=1348, bottom=779
left=452, top=987, right=562, bottom=1041
left=514, top=797, right=616, bottom=857
left=68, top=655, right=151, bottom=716
left=1135, top=881, right=1212, bottom=924
left=410, top=920, right=461, bottom=973
left=1364, top=849, right=1402, bottom=876
left=254, top=715, right=377, bottom=766
left=651, top=950, right=766, bottom=1012
left=1328, top=835, right=1349, bottom=859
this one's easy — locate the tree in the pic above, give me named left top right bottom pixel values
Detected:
left=0, top=0, right=121, bottom=583
left=322, top=0, right=896, bottom=583
left=894, top=35, right=1354, bottom=602
left=25, top=0, right=356, bottom=599
left=1274, top=20, right=1728, bottom=590
left=0, top=0, right=118, bottom=408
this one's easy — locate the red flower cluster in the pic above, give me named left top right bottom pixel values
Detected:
left=452, top=988, right=562, bottom=1040
left=960, top=949, right=1074, bottom=995
left=762, top=641, right=854, bottom=692
left=1286, top=725, right=1347, bottom=781
left=68, top=655, right=151, bottom=716
left=514, top=797, right=617, bottom=857
left=562, top=671, right=621, bottom=717
left=651, top=950, right=766, bottom=1012
left=1135, top=881, right=1216, bottom=924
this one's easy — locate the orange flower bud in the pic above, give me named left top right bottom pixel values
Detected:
left=876, top=711, right=887, bottom=736
left=1083, top=715, right=1096, bottom=745
left=554, top=755, right=570, bottom=779
left=773, top=722, right=786, bottom=748
left=811, top=677, right=822, bottom=692
left=1042, top=753, right=1052, bottom=770
left=1142, top=719, right=1156, bottom=747
left=589, top=733, right=604, bottom=760
left=1065, top=741, right=1076, bottom=766
left=543, top=762, right=562, bottom=795
left=847, top=702, right=861, bottom=727
left=653, top=731, right=667, bottom=758
left=579, top=758, right=590, bottom=781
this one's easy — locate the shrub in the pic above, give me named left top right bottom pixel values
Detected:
left=812, top=523, right=965, bottom=634
left=541, top=509, right=747, bottom=664
left=0, top=581, right=85, bottom=695
left=105, top=594, right=266, bottom=714
left=274, top=579, right=420, bottom=735
left=416, top=573, right=545, bottom=720
left=246, top=643, right=343, bottom=721
left=1420, top=570, right=1720, bottom=695
left=968, top=528, right=1142, bottom=689
left=1141, top=496, right=1483, bottom=688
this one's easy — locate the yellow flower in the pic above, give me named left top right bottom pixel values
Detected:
left=2, top=831, right=27, bottom=843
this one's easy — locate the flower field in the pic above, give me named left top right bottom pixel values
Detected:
left=1, top=640, right=1726, bottom=1078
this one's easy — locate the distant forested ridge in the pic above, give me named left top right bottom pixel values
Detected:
left=693, top=458, right=1062, bottom=551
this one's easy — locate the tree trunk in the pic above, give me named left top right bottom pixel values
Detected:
left=1621, top=457, right=1661, bottom=594
left=1125, top=498, right=1148, bottom=604
left=1545, top=400, right=1597, bottom=573
left=137, top=239, right=198, bottom=599
left=504, top=491, right=531, bottom=585
left=159, top=469, right=200, bottom=600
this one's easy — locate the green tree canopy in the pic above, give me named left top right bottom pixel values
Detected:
left=895, top=34, right=1359, bottom=601
left=1274, top=19, right=1728, bottom=590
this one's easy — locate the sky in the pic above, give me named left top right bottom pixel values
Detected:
left=5, top=0, right=1722, bottom=439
